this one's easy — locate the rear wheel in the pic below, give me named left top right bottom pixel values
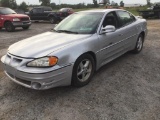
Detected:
left=22, top=26, right=30, bottom=30
left=132, top=34, right=144, bottom=54
left=49, top=17, right=56, bottom=24
left=72, top=54, right=95, bottom=87
left=5, top=22, right=15, bottom=32
left=158, top=12, right=160, bottom=19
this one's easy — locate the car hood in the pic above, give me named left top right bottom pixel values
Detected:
left=8, top=32, right=92, bottom=58
left=4, top=14, right=29, bottom=18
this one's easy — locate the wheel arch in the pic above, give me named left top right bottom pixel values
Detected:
left=48, top=14, right=57, bottom=19
left=4, top=20, right=11, bottom=27
left=140, top=31, right=145, bottom=41
left=74, top=51, right=97, bottom=71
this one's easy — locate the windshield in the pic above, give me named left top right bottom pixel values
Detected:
left=54, top=12, right=104, bottom=34
left=0, top=8, right=16, bottom=15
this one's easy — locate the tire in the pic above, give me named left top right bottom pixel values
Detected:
left=0, top=27, right=2, bottom=30
left=5, top=22, right=15, bottom=32
left=49, top=17, right=56, bottom=24
left=158, top=12, right=160, bottom=19
left=132, top=34, right=144, bottom=54
left=72, top=54, right=95, bottom=87
left=22, top=26, right=30, bottom=30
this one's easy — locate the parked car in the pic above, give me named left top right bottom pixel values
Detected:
left=26, top=6, right=62, bottom=24
left=59, top=8, right=74, bottom=19
left=0, top=7, right=31, bottom=32
left=1, top=9, right=147, bottom=90
left=139, top=3, right=160, bottom=19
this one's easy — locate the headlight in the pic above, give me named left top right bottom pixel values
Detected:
left=13, top=18, right=20, bottom=22
left=27, top=57, right=58, bottom=67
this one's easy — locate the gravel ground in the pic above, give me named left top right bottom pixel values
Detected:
left=0, top=20, right=160, bottom=120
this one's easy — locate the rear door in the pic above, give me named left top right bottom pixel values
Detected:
left=43, top=7, right=52, bottom=20
left=116, top=11, right=137, bottom=50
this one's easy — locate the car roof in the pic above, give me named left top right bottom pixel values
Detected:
left=79, top=9, right=125, bottom=13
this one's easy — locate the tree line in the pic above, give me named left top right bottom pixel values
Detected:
left=0, top=0, right=151, bottom=12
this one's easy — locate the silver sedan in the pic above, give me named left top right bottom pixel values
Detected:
left=1, top=9, right=147, bottom=90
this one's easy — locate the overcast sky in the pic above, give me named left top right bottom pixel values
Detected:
left=16, top=0, right=160, bottom=5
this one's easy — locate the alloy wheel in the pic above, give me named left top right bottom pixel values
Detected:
left=137, top=36, right=143, bottom=51
left=77, top=59, right=92, bottom=82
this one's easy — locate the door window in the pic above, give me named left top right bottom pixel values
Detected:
left=102, top=12, right=119, bottom=28
left=116, top=11, right=136, bottom=27
left=32, top=8, right=43, bottom=14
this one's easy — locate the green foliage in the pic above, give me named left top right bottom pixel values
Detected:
left=102, top=0, right=110, bottom=4
left=50, top=2, right=56, bottom=9
left=93, top=0, right=98, bottom=7
left=39, top=0, right=51, bottom=6
left=1, top=0, right=17, bottom=9
left=49, top=3, right=98, bottom=10
left=19, top=1, right=28, bottom=12
left=120, top=1, right=124, bottom=7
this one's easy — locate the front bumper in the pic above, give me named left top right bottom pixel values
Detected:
left=12, top=21, right=31, bottom=27
left=1, top=54, right=73, bottom=90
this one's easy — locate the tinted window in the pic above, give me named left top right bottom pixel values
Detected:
left=117, top=11, right=136, bottom=27
left=44, top=7, right=52, bottom=11
left=102, top=12, right=118, bottom=28
left=32, top=8, right=43, bottom=13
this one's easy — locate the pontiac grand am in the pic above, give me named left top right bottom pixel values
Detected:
left=1, top=9, right=147, bottom=90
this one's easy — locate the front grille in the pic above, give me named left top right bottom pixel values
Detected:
left=21, top=17, right=29, bottom=21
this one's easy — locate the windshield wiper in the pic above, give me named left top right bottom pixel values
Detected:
left=57, top=30, right=79, bottom=34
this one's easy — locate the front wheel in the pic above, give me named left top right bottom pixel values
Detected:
left=132, top=34, right=144, bottom=54
left=22, top=26, right=30, bottom=30
left=72, top=54, right=95, bottom=87
left=5, top=22, right=15, bottom=32
left=49, top=17, right=56, bottom=24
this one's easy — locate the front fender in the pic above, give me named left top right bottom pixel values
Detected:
left=48, top=13, right=58, bottom=19
left=48, top=34, right=99, bottom=67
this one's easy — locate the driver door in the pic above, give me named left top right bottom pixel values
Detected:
left=98, top=12, right=126, bottom=67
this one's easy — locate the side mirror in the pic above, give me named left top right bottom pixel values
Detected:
left=100, top=25, right=116, bottom=34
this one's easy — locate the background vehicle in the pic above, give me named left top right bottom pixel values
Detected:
left=26, top=6, right=71, bottom=24
left=0, top=7, right=31, bottom=32
left=139, top=3, right=160, bottom=19
left=58, top=8, right=74, bottom=19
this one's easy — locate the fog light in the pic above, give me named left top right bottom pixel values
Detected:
left=32, top=82, right=42, bottom=89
